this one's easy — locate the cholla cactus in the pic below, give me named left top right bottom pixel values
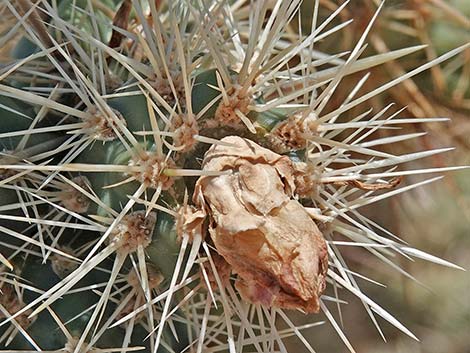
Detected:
left=0, top=1, right=468, bottom=352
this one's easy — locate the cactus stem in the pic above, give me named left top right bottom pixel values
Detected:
left=0, top=225, right=83, bottom=262
left=25, top=244, right=118, bottom=320
left=0, top=164, right=140, bottom=173
left=126, top=196, right=177, bottom=217
left=60, top=175, right=119, bottom=218
left=0, top=84, right=88, bottom=119
left=152, top=234, right=189, bottom=352
left=73, top=254, right=126, bottom=353
left=102, top=176, right=136, bottom=190
left=162, top=168, right=231, bottom=178
left=109, top=275, right=200, bottom=329
left=0, top=0, right=468, bottom=351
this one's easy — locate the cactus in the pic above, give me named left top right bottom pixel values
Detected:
left=0, top=1, right=468, bottom=352
left=302, top=0, right=470, bottom=152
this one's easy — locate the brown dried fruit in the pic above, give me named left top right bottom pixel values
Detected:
left=118, top=266, right=164, bottom=323
left=194, top=136, right=328, bottom=313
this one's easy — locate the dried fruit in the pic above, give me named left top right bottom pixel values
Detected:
left=194, top=136, right=328, bottom=313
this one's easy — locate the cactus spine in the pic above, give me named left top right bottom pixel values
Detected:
left=0, top=1, right=467, bottom=352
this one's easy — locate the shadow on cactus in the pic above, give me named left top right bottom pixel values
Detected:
left=0, top=1, right=468, bottom=352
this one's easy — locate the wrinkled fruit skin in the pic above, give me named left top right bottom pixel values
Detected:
left=194, top=136, right=328, bottom=313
